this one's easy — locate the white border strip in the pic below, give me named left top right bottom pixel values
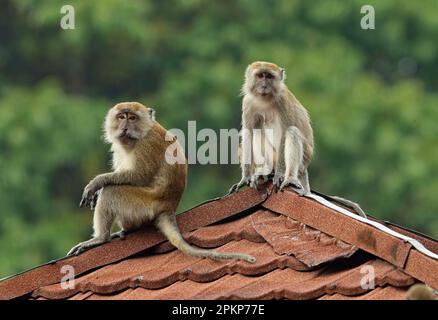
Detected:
left=305, top=193, right=438, bottom=260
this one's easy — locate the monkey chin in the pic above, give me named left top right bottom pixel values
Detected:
left=117, top=134, right=138, bottom=147
left=257, top=90, right=274, bottom=99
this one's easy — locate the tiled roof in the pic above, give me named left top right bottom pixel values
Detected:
left=1, top=187, right=437, bottom=300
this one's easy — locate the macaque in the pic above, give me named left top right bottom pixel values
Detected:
left=229, top=61, right=366, bottom=218
left=406, top=284, right=435, bottom=300
left=68, top=102, right=256, bottom=263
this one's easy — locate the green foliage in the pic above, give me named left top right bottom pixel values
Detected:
left=0, top=0, right=437, bottom=278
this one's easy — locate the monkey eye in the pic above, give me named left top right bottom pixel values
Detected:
left=128, top=114, right=138, bottom=121
left=117, top=114, right=126, bottom=120
left=256, top=73, right=264, bottom=79
left=266, top=73, right=274, bottom=79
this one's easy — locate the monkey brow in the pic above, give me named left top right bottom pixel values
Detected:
left=117, top=108, right=138, bottom=115
left=258, top=70, right=275, bottom=76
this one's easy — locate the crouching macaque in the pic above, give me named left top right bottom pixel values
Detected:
left=68, top=102, right=256, bottom=263
left=229, top=61, right=366, bottom=218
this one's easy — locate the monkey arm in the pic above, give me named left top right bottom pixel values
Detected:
left=228, top=127, right=252, bottom=194
left=94, top=171, right=149, bottom=187
left=79, top=171, right=150, bottom=208
left=241, top=127, right=253, bottom=179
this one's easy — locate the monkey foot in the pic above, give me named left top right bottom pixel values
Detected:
left=272, top=175, right=284, bottom=192
left=250, top=174, right=270, bottom=189
left=227, top=177, right=251, bottom=195
left=279, top=178, right=306, bottom=196
left=111, top=230, right=129, bottom=240
left=67, top=237, right=109, bottom=256
left=227, top=183, right=240, bottom=195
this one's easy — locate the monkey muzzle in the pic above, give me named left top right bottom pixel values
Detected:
left=118, top=130, right=138, bottom=144
left=259, top=85, right=272, bottom=97
left=260, top=89, right=272, bottom=97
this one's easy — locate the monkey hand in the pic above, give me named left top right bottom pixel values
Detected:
left=228, top=176, right=251, bottom=194
left=89, top=189, right=101, bottom=210
left=279, top=177, right=305, bottom=196
left=272, top=174, right=284, bottom=192
left=79, top=180, right=101, bottom=208
left=250, top=173, right=270, bottom=189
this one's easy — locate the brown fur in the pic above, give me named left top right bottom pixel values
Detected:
left=68, top=102, right=256, bottom=263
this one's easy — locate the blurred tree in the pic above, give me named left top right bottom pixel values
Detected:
left=0, top=0, right=437, bottom=277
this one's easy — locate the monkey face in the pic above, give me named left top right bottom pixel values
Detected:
left=115, top=111, right=142, bottom=146
left=253, top=70, right=277, bottom=96
left=244, top=61, right=285, bottom=98
left=104, top=102, right=155, bottom=147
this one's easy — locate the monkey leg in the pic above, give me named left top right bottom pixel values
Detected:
left=67, top=197, right=115, bottom=256
left=67, top=206, right=114, bottom=256
left=105, top=186, right=158, bottom=232
left=67, top=237, right=110, bottom=256
left=272, top=136, right=286, bottom=192
left=250, top=126, right=275, bottom=190
left=279, top=126, right=306, bottom=195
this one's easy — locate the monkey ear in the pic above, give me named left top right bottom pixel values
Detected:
left=245, top=64, right=252, bottom=76
left=279, top=68, right=286, bottom=81
left=149, top=108, right=156, bottom=121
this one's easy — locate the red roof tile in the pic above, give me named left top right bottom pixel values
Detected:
left=251, top=210, right=357, bottom=267
left=262, top=191, right=438, bottom=287
left=1, top=187, right=437, bottom=300
left=58, top=260, right=412, bottom=300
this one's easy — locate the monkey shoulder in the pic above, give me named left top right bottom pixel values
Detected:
left=152, top=122, right=169, bottom=138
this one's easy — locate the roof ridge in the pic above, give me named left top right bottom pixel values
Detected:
left=262, top=189, right=438, bottom=289
left=305, top=192, right=438, bottom=260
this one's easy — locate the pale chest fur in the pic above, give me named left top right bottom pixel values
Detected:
left=111, top=145, right=135, bottom=172
left=245, top=95, right=283, bottom=166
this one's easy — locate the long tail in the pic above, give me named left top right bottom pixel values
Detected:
left=155, top=213, right=256, bottom=263
left=329, top=195, right=367, bottom=218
